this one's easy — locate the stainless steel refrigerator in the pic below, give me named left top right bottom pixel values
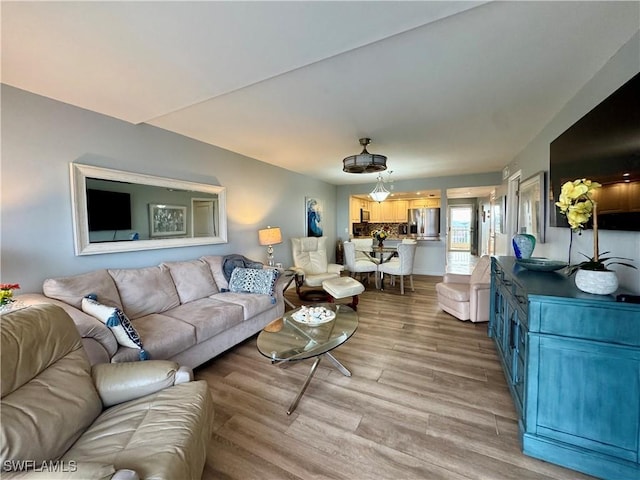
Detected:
left=408, top=208, right=440, bottom=239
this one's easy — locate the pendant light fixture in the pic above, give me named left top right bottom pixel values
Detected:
left=369, top=174, right=390, bottom=202
left=343, top=138, right=387, bottom=173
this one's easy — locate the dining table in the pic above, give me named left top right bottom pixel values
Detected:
left=363, top=246, right=398, bottom=289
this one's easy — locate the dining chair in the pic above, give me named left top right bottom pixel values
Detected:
left=342, top=241, right=378, bottom=286
left=377, top=242, right=417, bottom=294
left=386, top=238, right=417, bottom=264
left=351, top=238, right=376, bottom=261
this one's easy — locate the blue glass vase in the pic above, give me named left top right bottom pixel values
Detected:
left=512, top=232, right=536, bottom=259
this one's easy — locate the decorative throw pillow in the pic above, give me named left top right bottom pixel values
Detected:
left=81, top=294, right=149, bottom=360
left=228, top=267, right=279, bottom=302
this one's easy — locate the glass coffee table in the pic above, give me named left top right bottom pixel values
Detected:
left=257, top=303, right=358, bottom=415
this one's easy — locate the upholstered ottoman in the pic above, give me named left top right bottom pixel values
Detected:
left=322, top=276, right=365, bottom=311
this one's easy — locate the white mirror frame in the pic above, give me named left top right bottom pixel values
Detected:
left=70, top=163, right=227, bottom=255
left=517, top=170, right=546, bottom=243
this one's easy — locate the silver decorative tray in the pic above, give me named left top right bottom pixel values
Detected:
left=516, top=258, right=567, bottom=272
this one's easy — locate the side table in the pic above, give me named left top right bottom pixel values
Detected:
left=265, top=266, right=296, bottom=309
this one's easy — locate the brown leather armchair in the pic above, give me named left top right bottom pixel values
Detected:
left=1, top=304, right=214, bottom=479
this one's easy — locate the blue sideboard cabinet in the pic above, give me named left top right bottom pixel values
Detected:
left=489, top=256, right=640, bottom=480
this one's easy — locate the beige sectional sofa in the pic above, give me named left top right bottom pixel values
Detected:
left=20, top=255, right=286, bottom=368
left=1, top=303, right=214, bottom=479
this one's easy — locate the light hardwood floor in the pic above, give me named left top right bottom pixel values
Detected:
left=196, top=275, right=594, bottom=480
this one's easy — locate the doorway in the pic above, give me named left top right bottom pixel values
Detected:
left=191, top=199, right=217, bottom=237
left=448, top=205, right=473, bottom=252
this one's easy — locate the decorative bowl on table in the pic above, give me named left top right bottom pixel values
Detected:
left=291, top=305, right=336, bottom=325
left=515, top=257, right=568, bottom=272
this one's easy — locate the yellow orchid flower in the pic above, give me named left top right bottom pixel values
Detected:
left=556, top=178, right=600, bottom=232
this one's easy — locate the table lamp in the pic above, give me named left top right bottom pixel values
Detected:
left=258, top=226, right=282, bottom=266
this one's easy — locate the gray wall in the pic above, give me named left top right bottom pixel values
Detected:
left=501, top=31, right=640, bottom=292
left=1, top=85, right=336, bottom=293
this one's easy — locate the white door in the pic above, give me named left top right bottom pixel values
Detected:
left=447, top=205, right=472, bottom=252
left=192, top=199, right=216, bottom=237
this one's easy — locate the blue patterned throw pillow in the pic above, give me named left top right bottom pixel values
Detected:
left=228, top=268, right=279, bottom=302
left=81, top=294, right=149, bottom=360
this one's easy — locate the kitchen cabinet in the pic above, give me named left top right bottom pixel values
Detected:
left=409, top=198, right=440, bottom=208
left=370, top=200, right=408, bottom=222
left=355, top=198, right=435, bottom=224
left=350, top=198, right=370, bottom=223
left=369, top=201, right=383, bottom=222
left=489, top=256, right=640, bottom=480
left=393, top=200, right=408, bottom=222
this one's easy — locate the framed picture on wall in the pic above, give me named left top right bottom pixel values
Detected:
left=492, top=196, right=505, bottom=234
left=149, top=204, right=187, bottom=237
left=305, top=197, right=323, bottom=237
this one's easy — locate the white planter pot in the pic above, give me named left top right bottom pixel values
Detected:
left=575, top=269, right=618, bottom=295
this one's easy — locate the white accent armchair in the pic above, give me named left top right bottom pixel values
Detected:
left=291, top=237, right=343, bottom=299
left=435, top=255, right=491, bottom=322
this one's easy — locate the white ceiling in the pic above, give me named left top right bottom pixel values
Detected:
left=2, top=1, right=639, bottom=186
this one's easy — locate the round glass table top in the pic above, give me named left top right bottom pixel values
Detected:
left=257, top=303, right=358, bottom=362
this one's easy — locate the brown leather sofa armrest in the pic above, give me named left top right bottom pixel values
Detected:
left=17, top=293, right=119, bottom=358
left=92, top=361, right=193, bottom=408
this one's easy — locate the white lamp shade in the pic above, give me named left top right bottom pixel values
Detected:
left=369, top=175, right=390, bottom=202
left=258, top=226, right=282, bottom=246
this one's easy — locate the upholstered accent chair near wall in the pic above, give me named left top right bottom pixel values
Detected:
left=342, top=241, right=378, bottom=285
left=290, top=237, right=343, bottom=299
left=435, top=255, right=491, bottom=322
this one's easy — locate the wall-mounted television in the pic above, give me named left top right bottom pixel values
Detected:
left=87, top=189, right=132, bottom=231
left=549, top=72, right=640, bottom=231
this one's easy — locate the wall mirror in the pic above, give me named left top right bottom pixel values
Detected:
left=71, top=163, right=227, bottom=255
left=517, top=171, right=546, bottom=243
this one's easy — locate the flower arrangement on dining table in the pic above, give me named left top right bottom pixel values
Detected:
left=0, top=283, right=20, bottom=306
left=371, top=228, right=390, bottom=247
left=371, top=228, right=389, bottom=241
left=555, top=178, right=635, bottom=274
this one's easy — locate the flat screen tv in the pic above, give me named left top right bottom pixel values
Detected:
left=549, top=72, right=640, bottom=231
left=87, top=189, right=132, bottom=231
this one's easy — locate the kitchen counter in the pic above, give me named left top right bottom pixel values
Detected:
left=349, top=237, right=445, bottom=275
left=351, top=236, right=440, bottom=242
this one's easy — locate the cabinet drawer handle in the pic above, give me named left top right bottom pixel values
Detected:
left=503, top=280, right=512, bottom=286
